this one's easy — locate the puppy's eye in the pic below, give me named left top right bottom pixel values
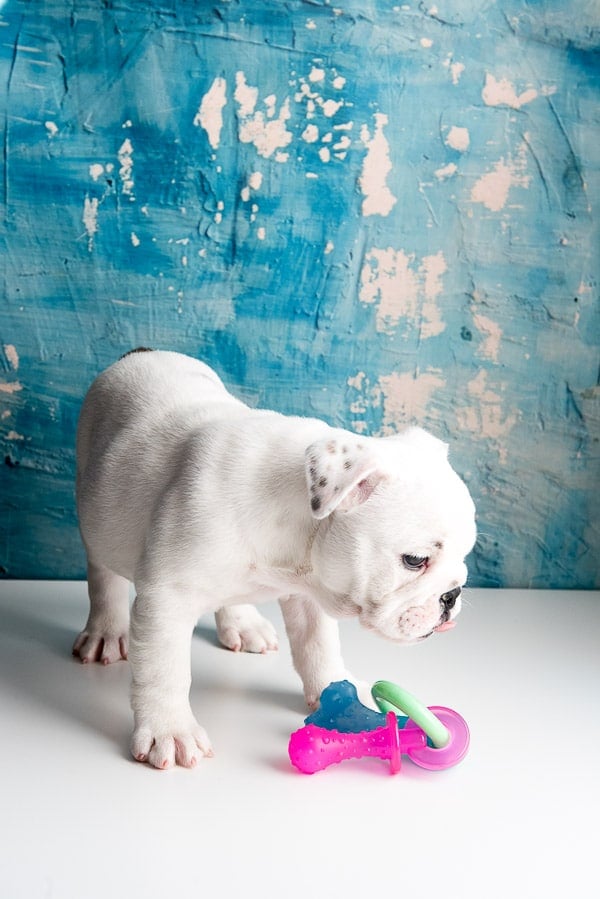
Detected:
left=401, top=554, right=429, bottom=571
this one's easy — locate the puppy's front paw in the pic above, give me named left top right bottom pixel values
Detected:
left=304, top=675, right=347, bottom=712
left=304, top=674, right=374, bottom=713
left=215, top=605, right=278, bottom=654
left=73, top=626, right=128, bottom=665
left=305, top=693, right=321, bottom=713
left=131, top=714, right=213, bottom=770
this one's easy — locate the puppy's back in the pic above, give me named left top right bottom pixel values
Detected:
left=77, top=351, right=244, bottom=469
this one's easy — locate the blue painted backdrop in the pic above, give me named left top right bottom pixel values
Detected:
left=0, top=0, right=598, bottom=587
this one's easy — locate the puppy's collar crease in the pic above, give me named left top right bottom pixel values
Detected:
left=293, top=521, right=320, bottom=578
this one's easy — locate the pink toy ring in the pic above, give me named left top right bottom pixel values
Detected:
left=404, top=706, right=470, bottom=770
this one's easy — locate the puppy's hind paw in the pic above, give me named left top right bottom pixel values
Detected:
left=215, top=605, right=278, bottom=654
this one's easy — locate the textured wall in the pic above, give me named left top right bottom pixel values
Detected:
left=0, top=0, right=598, bottom=587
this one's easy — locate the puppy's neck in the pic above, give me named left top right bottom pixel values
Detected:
left=293, top=522, right=319, bottom=577
left=249, top=519, right=323, bottom=598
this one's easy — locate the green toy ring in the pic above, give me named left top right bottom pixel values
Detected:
left=371, top=680, right=451, bottom=748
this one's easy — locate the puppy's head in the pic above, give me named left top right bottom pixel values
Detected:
left=305, top=427, right=476, bottom=643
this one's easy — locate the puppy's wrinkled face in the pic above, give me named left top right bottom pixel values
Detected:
left=306, top=427, right=476, bottom=643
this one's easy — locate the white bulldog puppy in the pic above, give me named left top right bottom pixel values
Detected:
left=74, top=349, right=476, bottom=769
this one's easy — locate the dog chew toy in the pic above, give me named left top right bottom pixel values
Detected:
left=288, top=680, right=469, bottom=775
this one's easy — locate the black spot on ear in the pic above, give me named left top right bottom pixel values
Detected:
left=319, top=477, right=328, bottom=487
left=311, top=496, right=321, bottom=512
left=344, top=459, right=353, bottom=470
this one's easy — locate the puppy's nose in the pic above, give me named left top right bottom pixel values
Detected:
left=440, top=586, right=461, bottom=611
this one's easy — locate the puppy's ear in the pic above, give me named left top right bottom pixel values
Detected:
left=305, top=433, right=387, bottom=520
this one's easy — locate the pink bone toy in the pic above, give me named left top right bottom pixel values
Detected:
left=289, top=707, right=469, bottom=775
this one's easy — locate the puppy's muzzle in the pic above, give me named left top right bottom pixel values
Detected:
left=440, top=586, right=461, bottom=621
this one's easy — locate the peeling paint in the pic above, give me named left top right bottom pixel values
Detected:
left=194, top=76, right=227, bottom=150
left=0, top=381, right=23, bottom=394
left=472, top=312, right=503, bottom=363
left=445, top=126, right=470, bottom=152
left=4, top=345, right=19, bottom=370
left=0, top=0, right=598, bottom=589
left=458, top=370, right=519, bottom=463
left=471, top=157, right=530, bottom=211
left=378, top=370, right=446, bottom=433
left=435, top=162, right=457, bottom=180
left=117, top=139, right=134, bottom=197
left=235, top=72, right=292, bottom=160
left=482, top=73, right=538, bottom=109
left=233, top=72, right=258, bottom=118
left=359, top=114, right=397, bottom=217
left=448, top=61, right=465, bottom=85
left=82, top=197, right=99, bottom=250
left=302, top=124, right=319, bottom=143
left=360, top=247, right=447, bottom=337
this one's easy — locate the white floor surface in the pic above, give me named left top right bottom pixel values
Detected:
left=1, top=582, right=598, bottom=899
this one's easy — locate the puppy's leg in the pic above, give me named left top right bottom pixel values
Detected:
left=129, top=592, right=212, bottom=769
left=72, top=561, right=130, bottom=664
left=215, top=604, right=278, bottom=654
left=279, top=595, right=349, bottom=710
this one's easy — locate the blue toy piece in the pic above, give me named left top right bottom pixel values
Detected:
left=304, top=680, right=409, bottom=733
